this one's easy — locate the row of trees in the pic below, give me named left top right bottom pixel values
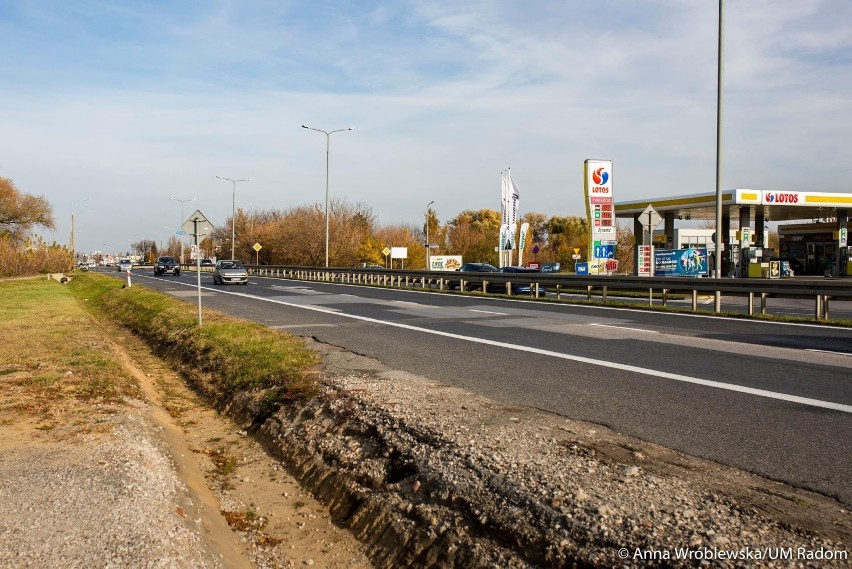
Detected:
left=0, top=177, right=70, bottom=277
left=151, top=198, right=636, bottom=273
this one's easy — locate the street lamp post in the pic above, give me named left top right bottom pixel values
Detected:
left=169, top=196, right=195, bottom=265
left=302, top=125, right=353, bottom=267
left=425, top=200, right=435, bottom=270
left=215, top=176, right=251, bottom=260
left=70, top=198, right=90, bottom=264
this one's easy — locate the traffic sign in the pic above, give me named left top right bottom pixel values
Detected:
left=571, top=254, right=581, bottom=260
left=182, top=210, right=214, bottom=240
left=640, top=205, right=663, bottom=233
left=594, top=244, right=615, bottom=259
left=382, top=247, right=391, bottom=256
left=253, top=243, right=262, bottom=252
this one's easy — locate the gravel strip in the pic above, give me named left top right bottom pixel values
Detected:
left=0, top=407, right=221, bottom=569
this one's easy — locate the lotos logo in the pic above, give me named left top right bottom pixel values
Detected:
left=765, top=192, right=799, bottom=204
left=592, top=168, right=609, bottom=185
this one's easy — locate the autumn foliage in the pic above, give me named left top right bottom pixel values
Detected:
left=0, top=177, right=71, bottom=277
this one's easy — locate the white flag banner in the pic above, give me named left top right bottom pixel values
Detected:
left=508, top=170, right=520, bottom=226
left=501, top=171, right=512, bottom=266
left=518, top=222, right=530, bottom=265
left=508, top=222, right=517, bottom=250
left=499, top=223, right=510, bottom=250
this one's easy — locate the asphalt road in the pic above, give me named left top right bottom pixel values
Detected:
left=101, top=268, right=852, bottom=506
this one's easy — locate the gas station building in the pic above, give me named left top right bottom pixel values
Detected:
left=614, top=189, right=851, bottom=277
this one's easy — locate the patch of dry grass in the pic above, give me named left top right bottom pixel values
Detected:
left=0, top=278, right=140, bottom=431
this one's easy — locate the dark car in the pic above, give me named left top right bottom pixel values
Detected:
left=447, top=262, right=498, bottom=291
left=153, top=256, right=180, bottom=276
left=486, top=266, right=547, bottom=296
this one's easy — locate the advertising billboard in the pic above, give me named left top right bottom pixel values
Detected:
left=654, top=248, right=709, bottom=277
left=429, top=255, right=462, bottom=271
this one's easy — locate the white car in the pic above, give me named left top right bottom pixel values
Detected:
left=117, top=259, right=133, bottom=272
left=212, top=259, right=248, bottom=285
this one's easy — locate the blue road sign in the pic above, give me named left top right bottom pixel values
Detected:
left=594, top=245, right=614, bottom=259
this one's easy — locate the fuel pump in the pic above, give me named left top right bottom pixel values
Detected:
left=725, top=243, right=740, bottom=277
left=743, top=246, right=764, bottom=277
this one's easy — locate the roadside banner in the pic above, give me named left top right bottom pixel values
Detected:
left=518, top=222, right=529, bottom=265
left=429, top=255, right=462, bottom=271
left=654, top=248, right=709, bottom=277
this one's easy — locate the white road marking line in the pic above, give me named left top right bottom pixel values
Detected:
left=271, top=324, right=337, bottom=329
left=806, top=349, right=852, bottom=357
left=469, top=309, right=508, bottom=315
left=160, top=280, right=851, bottom=415
left=590, top=323, right=658, bottom=334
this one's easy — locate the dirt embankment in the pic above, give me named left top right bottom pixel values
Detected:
left=182, top=341, right=851, bottom=568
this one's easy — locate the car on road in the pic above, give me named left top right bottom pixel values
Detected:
left=117, top=258, right=133, bottom=272
left=213, top=259, right=248, bottom=285
left=486, top=266, right=547, bottom=295
left=154, top=256, right=181, bottom=276
left=200, top=259, right=214, bottom=268
left=447, top=262, right=498, bottom=291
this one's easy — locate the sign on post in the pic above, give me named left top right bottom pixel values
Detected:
left=182, top=210, right=214, bottom=326
left=640, top=205, right=663, bottom=245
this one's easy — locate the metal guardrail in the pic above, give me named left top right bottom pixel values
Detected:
left=239, top=265, right=851, bottom=321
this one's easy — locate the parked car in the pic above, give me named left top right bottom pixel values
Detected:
left=486, top=266, right=547, bottom=295
left=200, top=259, right=214, bottom=267
left=213, top=259, right=248, bottom=285
left=447, top=262, right=498, bottom=291
left=154, top=256, right=181, bottom=276
left=117, top=258, right=133, bottom=272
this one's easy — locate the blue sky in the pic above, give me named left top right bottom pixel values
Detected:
left=1, top=0, right=851, bottom=254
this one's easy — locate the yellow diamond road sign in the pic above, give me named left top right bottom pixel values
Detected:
left=253, top=243, right=262, bottom=252
left=382, top=247, right=391, bottom=256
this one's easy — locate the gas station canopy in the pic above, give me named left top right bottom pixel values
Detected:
left=615, top=189, right=852, bottom=223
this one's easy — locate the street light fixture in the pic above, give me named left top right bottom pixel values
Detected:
left=215, top=176, right=251, bottom=260
left=70, top=198, right=90, bottom=263
left=425, top=200, right=435, bottom=270
left=169, top=196, right=195, bottom=264
left=301, top=125, right=353, bottom=267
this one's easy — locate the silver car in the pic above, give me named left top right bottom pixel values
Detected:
left=213, top=259, right=248, bottom=285
left=117, top=259, right=133, bottom=272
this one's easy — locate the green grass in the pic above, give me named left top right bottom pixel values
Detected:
left=67, top=272, right=320, bottom=401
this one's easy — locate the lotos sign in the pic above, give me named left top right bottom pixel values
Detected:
left=584, top=159, right=615, bottom=266
left=763, top=192, right=801, bottom=204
